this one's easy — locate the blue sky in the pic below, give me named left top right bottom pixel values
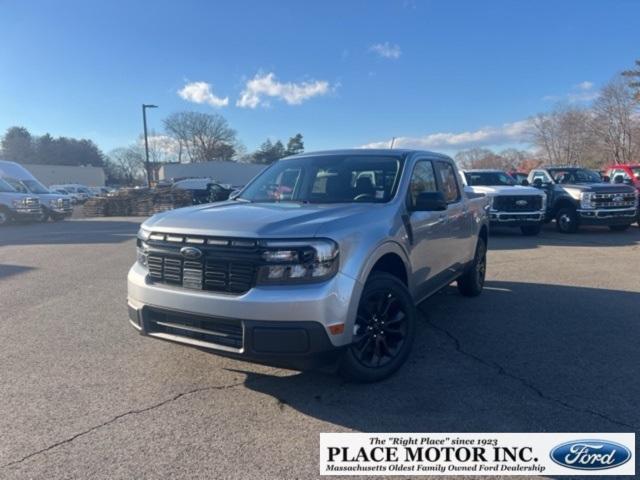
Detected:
left=1, top=0, right=639, bottom=156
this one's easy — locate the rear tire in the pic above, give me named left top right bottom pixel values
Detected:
left=520, top=225, right=541, bottom=236
left=457, top=237, right=487, bottom=297
left=339, top=273, right=416, bottom=383
left=555, top=207, right=579, bottom=233
left=609, top=224, right=630, bottom=232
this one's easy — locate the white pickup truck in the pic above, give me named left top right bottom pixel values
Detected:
left=463, top=169, right=547, bottom=236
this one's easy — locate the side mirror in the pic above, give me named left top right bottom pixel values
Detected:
left=229, top=189, right=241, bottom=200
left=412, top=192, right=447, bottom=211
left=521, top=179, right=530, bottom=186
left=613, top=175, right=624, bottom=184
left=602, top=175, right=611, bottom=183
left=532, top=178, right=543, bottom=188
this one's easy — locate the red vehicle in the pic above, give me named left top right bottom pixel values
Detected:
left=605, top=164, right=640, bottom=226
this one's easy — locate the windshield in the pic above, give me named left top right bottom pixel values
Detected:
left=238, top=154, right=404, bottom=204
left=549, top=168, right=602, bottom=184
left=464, top=171, right=516, bottom=186
left=22, top=179, right=51, bottom=194
left=0, top=178, right=17, bottom=193
left=3, top=178, right=29, bottom=194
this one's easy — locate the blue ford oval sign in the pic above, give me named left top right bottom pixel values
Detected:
left=550, top=440, right=631, bottom=470
left=180, top=246, right=203, bottom=260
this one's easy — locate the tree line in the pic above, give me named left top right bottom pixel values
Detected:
left=0, top=111, right=305, bottom=184
left=457, top=59, right=640, bottom=171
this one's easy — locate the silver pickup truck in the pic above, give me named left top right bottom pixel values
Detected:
left=128, top=150, right=489, bottom=382
left=0, top=177, right=42, bottom=225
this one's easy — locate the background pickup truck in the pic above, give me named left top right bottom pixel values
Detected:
left=605, top=163, right=640, bottom=226
left=528, top=166, right=638, bottom=233
left=0, top=177, right=42, bottom=225
left=463, top=169, right=546, bottom=236
left=0, top=160, right=73, bottom=222
left=128, top=149, right=490, bottom=382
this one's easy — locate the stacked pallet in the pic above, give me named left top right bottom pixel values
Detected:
left=83, top=188, right=193, bottom=217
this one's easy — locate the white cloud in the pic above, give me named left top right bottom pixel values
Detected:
left=178, top=81, right=229, bottom=107
left=361, top=120, right=531, bottom=151
left=236, top=72, right=331, bottom=108
left=543, top=81, right=599, bottom=103
left=369, top=42, right=402, bottom=59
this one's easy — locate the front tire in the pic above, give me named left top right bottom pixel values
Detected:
left=555, top=207, right=579, bottom=233
left=339, top=273, right=416, bottom=383
left=520, top=225, right=541, bottom=236
left=457, top=237, right=487, bottom=297
left=609, top=224, right=630, bottom=232
left=0, top=207, right=11, bottom=226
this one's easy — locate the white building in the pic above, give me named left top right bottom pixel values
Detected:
left=159, top=161, right=266, bottom=186
left=26, top=164, right=106, bottom=186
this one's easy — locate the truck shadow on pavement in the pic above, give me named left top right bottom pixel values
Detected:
left=0, top=264, right=36, bottom=280
left=230, top=281, right=640, bottom=436
left=0, top=219, right=141, bottom=247
left=489, top=224, right=640, bottom=250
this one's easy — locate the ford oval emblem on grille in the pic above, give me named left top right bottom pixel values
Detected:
left=516, top=199, right=528, bottom=206
left=180, top=246, right=203, bottom=260
left=549, top=440, right=632, bottom=470
left=613, top=195, right=623, bottom=202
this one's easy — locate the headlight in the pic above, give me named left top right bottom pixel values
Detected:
left=580, top=192, right=594, bottom=209
left=256, top=239, right=339, bottom=284
left=12, top=199, right=21, bottom=208
left=137, top=227, right=151, bottom=241
left=136, top=242, right=148, bottom=267
left=540, top=193, right=547, bottom=210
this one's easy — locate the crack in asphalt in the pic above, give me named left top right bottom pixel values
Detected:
left=1, top=381, right=244, bottom=470
left=424, top=319, right=637, bottom=430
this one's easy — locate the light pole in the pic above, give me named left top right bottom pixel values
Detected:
left=142, top=104, right=158, bottom=186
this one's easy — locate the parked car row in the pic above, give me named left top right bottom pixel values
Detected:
left=0, top=159, right=114, bottom=225
left=463, top=165, right=639, bottom=235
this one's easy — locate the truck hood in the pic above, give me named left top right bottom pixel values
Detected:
left=560, top=183, right=636, bottom=193
left=143, top=201, right=377, bottom=238
left=466, top=185, right=543, bottom=196
left=37, top=193, right=69, bottom=202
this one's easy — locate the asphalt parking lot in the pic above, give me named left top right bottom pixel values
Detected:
left=0, top=218, right=639, bottom=479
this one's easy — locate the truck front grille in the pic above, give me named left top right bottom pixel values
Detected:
left=145, top=236, right=259, bottom=294
left=591, top=192, right=636, bottom=209
left=493, top=195, right=543, bottom=212
left=145, top=307, right=243, bottom=350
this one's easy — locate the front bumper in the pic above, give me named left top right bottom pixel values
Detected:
left=577, top=208, right=637, bottom=225
left=489, top=210, right=545, bottom=227
left=13, top=208, right=42, bottom=221
left=127, top=262, right=361, bottom=367
left=46, top=205, right=73, bottom=215
left=128, top=305, right=340, bottom=369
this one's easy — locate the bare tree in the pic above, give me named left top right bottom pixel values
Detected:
left=590, top=78, right=639, bottom=165
left=141, top=131, right=180, bottom=164
left=530, top=106, right=597, bottom=166
left=622, top=59, right=640, bottom=101
left=108, top=146, right=145, bottom=185
left=163, top=111, right=240, bottom=163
